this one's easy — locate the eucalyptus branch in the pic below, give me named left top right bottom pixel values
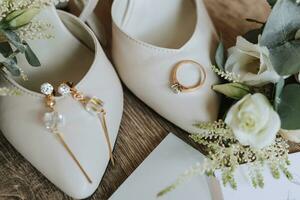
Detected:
left=8, top=49, right=20, bottom=59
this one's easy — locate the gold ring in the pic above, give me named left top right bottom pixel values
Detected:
left=170, top=60, right=206, bottom=94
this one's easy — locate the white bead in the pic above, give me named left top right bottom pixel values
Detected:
left=41, top=83, right=54, bottom=95
left=58, top=83, right=71, bottom=96
left=85, top=97, right=104, bottom=115
left=43, top=111, right=65, bottom=130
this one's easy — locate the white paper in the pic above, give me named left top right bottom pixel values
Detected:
left=213, top=152, right=300, bottom=200
left=109, top=133, right=213, bottom=200
left=110, top=132, right=300, bottom=200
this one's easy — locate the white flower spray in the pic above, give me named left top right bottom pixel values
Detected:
left=0, top=0, right=68, bottom=20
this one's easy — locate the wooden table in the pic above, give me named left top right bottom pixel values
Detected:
left=0, top=0, right=299, bottom=199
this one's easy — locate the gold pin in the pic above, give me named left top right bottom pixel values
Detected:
left=58, top=82, right=115, bottom=165
left=41, top=82, right=92, bottom=184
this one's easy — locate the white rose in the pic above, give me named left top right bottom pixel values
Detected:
left=225, top=36, right=280, bottom=86
left=225, top=93, right=281, bottom=149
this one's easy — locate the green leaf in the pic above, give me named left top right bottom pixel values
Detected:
left=278, top=84, right=300, bottom=130
left=4, top=10, right=25, bottom=22
left=267, top=0, right=277, bottom=7
left=260, top=0, right=300, bottom=76
left=5, top=8, right=40, bottom=29
left=274, top=77, right=284, bottom=111
left=2, top=58, right=21, bottom=76
left=212, top=82, right=250, bottom=100
left=0, top=42, right=17, bottom=63
left=24, top=42, right=40, bottom=67
left=1, top=30, right=26, bottom=53
left=269, top=40, right=300, bottom=75
left=0, top=42, right=13, bottom=57
left=215, top=40, right=225, bottom=70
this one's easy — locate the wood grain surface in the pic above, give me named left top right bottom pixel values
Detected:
left=1, top=0, right=299, bottom=199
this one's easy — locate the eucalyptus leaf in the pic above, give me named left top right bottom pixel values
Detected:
left=0, top=42, right=17, bottom=63
left=4, top=10, right=24, bottom=22
left=260, top=0, right=300, bottom=76
left=2, top=58, right=20, bottom=76
left=1, top=30, right=26, bottom=53
left=278, top=84, right=300, bottom=130
left=24, top=43, right=40, bottom=67
left=215, top=40, right=225, bottom=70
left=274, top=77, right=284, bottom=111
left=0, top=42, right=13, bottom=57
left=7, top=8, right=40, bottom=29
left=212, top=82, right=250, bottom=100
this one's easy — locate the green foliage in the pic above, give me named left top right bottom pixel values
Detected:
left=0, top=42, right=13, bottom=57
left=261, top=0, right=300, bottom=76
left=215, top=40, right=225, bottom=70
left=0, top=8, right=42, bottom=77
left=23, top=41, right=41, bottom=66
left=278, top=84, right=300, bottom=130
left=2, top=58, right=21, bottom=76
left=5, top=8, right=40, bottom=29
left=212, top=82, right=250, bottom=100
left=274, top=77, right=284, bottom=111
left=2, top=29, right=27, bottom=52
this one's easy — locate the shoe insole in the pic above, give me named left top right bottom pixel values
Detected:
left=112, top=0, right=197, bottom=49
left=14, top=6, right=94, bottom=93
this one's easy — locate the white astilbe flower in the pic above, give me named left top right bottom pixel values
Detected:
left=0, top=87, right=21, bottom=96
left=16, top=21, right=54, bottom=40
left=211, top=65, right=241, bottom=83
left=158, top=120, right=292, bottom=197
left=0, top=0, right=68, bottom=20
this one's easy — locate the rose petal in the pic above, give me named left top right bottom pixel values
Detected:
left=225, top=93, right=281, bottom=149
left=252, top=110, right=281, bottom=149
left=224, top=36, right=281, bottom=86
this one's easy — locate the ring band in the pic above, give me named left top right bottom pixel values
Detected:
left=170, top=60, right=206, bottom=94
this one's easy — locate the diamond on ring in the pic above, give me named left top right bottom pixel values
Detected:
left=170, top=83, right=182, bottom=94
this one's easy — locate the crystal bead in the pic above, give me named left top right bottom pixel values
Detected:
left=58, top=83, right=71, bottom=96
left=85, top=97, right=104, bottom=115
left=41, top=83, right=54, bottom=95
left=43, top=111, right=65, bottom=130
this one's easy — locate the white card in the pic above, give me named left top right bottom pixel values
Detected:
left=213, top=152, right=300, bottom=200
left=109, top=133, right=213, bottom=200
left=109, top=132, right=300, bottom=200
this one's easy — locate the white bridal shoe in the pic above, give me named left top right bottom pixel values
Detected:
left=0, top=6, right=123, bottom=199
left=111, top=0, right=219, bottom=132
left=73, top=0, right=220, bottom=133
